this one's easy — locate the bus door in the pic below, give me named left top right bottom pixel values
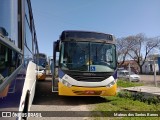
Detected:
left=52, top=41, right=60, bottom=92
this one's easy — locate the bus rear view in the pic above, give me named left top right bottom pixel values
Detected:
left=53, top=30, right=117, bottom=96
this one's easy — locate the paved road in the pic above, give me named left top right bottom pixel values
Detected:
left=29, top=75, right=160, bottom=120
left=29, top=80, right=107, bottom=120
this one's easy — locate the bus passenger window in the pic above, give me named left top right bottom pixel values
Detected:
left=9, top=51, right=18, bottom=75
left=0, top=73, right=4, bottom=84
left=0, top=44, right=9, bottom=84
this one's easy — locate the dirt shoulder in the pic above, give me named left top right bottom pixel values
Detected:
left=139, top=75, right=160, bottom=87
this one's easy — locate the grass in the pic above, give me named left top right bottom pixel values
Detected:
left=93, top=96, right=160, bottom=111
left=89, top=80, right=159, bottom=119
left=90, top=95, right=160, bottom=120
left=117, top=79, right=143, bottom=88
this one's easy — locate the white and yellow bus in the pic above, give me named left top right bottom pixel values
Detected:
left=53, top=30, right=117, bottom=96
left=34, top=53, right=47, bottom=80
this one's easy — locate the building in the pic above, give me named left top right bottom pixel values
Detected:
left=142, top=60, right=159, bottom=74
left=118, top=60, right=140, bottom=74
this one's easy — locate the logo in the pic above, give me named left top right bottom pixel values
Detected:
left=2, top=112, right=11, bottom=117
left=90, top=66, right=96, bottom=71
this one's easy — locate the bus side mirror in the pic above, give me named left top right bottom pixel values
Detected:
left=54, top=40, right=61, bottom=52
left=58, top=40, right=61, bottom=51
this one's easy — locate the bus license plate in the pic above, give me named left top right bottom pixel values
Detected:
left=85, top=90, right=95, bottom=94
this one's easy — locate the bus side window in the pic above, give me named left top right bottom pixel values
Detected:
left=0, top=43, right=22, bottom=83
left=0, top=44, right=9, bottom=85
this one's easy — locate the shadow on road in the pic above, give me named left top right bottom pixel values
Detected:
left=33, top=80, right=109, bottom=106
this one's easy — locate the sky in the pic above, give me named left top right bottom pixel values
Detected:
left=31, top=0, right=160, bottom=57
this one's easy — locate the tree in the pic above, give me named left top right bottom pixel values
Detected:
left=125, top=34, right=160, bottom=73
left=116, top=35, right=139, bottom=66
left=116, top=37, right=127, bottom=65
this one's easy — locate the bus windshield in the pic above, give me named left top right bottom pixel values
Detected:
left=60, top=42, right=116, bottom=72
left=35, top=58, right=46, bottom=67
left=34, top=53, right=47, bottom=68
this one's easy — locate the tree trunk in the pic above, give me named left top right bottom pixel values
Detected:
left=139, top=65, right=143, bottom=74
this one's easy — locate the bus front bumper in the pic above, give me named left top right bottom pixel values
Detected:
left=58, top=82, right=117, bottom=96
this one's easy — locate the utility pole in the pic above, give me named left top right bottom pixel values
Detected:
left=128, top=62, right=131, bottom=82
left=154, top=59, right=157, bottom=87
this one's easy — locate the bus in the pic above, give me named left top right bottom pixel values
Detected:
left=0, top=0, right=39, bottom=114
left=53, top=30, right=117, bottom=96
left=34, top=53, right=47, bottom=80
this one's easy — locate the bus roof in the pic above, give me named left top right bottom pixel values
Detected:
left=60, top=30, right=115, bottom=43
left=34, top=53, right=47, bottom=58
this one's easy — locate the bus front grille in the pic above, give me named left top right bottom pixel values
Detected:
left=68, top=74, right=110, bottom=82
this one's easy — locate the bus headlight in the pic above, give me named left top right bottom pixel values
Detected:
left=106, top=80, right=116, bottom=88
left=62, top=80, right=72, bottom=87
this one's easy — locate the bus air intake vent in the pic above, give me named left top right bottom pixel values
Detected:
left=67, top=73, right=111, bottom=82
